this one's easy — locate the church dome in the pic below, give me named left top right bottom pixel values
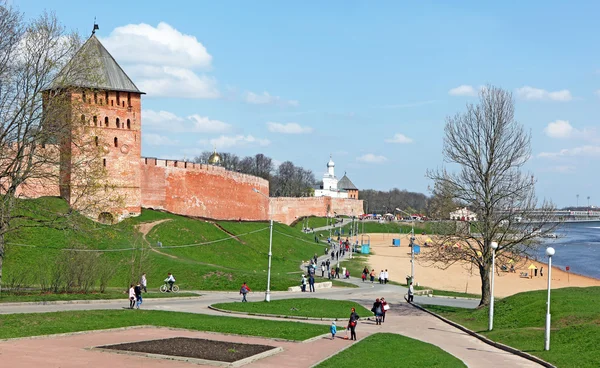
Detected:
left=208, top=149, right=221, bottom=165
left=327, top=155, right=335, bottom=168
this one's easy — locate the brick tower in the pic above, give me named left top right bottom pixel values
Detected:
left=47, top=31, right=144, bottom=222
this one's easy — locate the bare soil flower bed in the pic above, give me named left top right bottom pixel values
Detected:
left=98, top=337, right=276, bottom=363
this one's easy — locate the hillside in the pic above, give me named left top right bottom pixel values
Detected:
left=3, top=197, right=324, bottom=292
left=424, top=287, right=600, bottom=368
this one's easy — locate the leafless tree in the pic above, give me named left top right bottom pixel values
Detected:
left=0, top=5, right=115, bottom=290
left=425, top=85, right=559, bottom=307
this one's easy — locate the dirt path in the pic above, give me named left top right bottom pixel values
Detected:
left=136, top=219, right=178, bottom=259
left=135, top=219, right=238, bottom=271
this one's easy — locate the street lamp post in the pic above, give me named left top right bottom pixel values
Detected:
left=545, top=247, right=555, bottom=351
left=253, top=188, right=273, bottom=302
left=396, top=208, right=415, bottom=284
left=489, top=241, right=499, bottom=331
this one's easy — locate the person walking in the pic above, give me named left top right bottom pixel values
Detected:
left=330, top=321, right=337, bottom=340
left=240, top=282, right=250, bottom=302
left=326, top=259, right=330, bottom=272
left=348, top=307, right=360, bottom=341
left=321, top=262, right=326, bottom=277
left=309, top=274, right=315, bottom=292
left=335, top=264, right=340, bottom=279
left=140, top=273, right=147, bottom=293
left=128, top=284, right=136, bottom=309
left=134, top=282, right=143, bottom=309
left=379, top=270, right=384, bottom=284
left=384, top=269, right=389, bottom=284
left=408, top=281, right=414, bottom=302
left=370, top=269, right=375, bottom=283
left=372, top=298, right=383, bottom=325
left=381, top=297, right=389, bottom=323
left=301, top=275, right=307, bottom=292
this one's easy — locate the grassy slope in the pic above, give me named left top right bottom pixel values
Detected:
left=316, top=333, right=465, bottom=367
left=212, top=298, right=371, bottom=318
left=3, top=197, right=326, bottom=293
left=423, top=287, right=600, bottom=368
left=292, top=216, right=332, bottom=230
left=0, top=310, right=326, bottom=341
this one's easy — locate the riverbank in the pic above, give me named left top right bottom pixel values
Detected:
left=366, top=233, right=600, bottom=297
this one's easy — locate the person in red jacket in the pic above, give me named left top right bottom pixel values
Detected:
left=240, top=282, right=251, bottom=302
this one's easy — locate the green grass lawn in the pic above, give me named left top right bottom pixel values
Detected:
left=0, top=309, right=326, bottom=341
left=423, top=287, right=600, bottom=368
left=0, top=290, right=199, bottom=303
left=2, top=197, right=330, bottom=296
left=316, top=333, right=466, bottom=367
left=292, top=216, right=335, bottom=230
left=211, top=298, right=371, bottom=319
left=413, top=285, right=480, bottom=299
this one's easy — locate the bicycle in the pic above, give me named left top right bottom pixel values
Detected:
left=159, top=282, right=180, bottom=293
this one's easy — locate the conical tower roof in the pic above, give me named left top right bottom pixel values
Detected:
left=48, top=34, right=143, bottom=93
left=338, top=173, right=357, bottom=190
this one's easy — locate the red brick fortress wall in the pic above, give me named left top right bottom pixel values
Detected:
left=140, top=158, right=269, bottom=221
left=270, top=197, right=364, bottom=225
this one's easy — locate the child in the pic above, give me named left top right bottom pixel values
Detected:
left=330, top=321, right=337, bottom=340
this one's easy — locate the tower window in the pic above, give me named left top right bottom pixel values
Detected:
left=104, top=117, right=109, bottom=127
left=82, top=91, right=86, bottom=103
left=127, top=92, right=131, bottom=107
left=116, top=92, right=120, bottom=106
left=111, top=100, right=114, bottom=106
left=93, top=92, right=98, bottom=104
left=122, top=101, right=125, bottom=107
left=103, top=158, right=106, bottom=167
left=127, top=119, right=131, bottom=129
left=94, top=136, right=99, bottom=146
left=114, top=137, right=118, bottom=147
left=81, top=114, right=85, bottom=124
left=93, top=116, right=97, bottom=126
left=116, top=118, right=120, bottom=128
left=105, top=91, right=109, bottom=104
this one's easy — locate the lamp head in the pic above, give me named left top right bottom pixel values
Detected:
left=546, top=247, right=555, bottom=257
left=491, top=241, right=498, bottom=250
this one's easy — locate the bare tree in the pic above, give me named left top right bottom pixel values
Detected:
left=425, top=85, right=559, bottom=307
left=0, top=5, right=114, bottom=289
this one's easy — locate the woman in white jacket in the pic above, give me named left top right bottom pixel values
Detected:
left=128, top=284, right=136, bottom=309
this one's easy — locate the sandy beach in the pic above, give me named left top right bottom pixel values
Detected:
left=365, top=233, right=600, bottom=297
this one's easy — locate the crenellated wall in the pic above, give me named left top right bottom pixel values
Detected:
left=270, top=196, right=364, bottom=225
left=140, top=157, right=270, bottom=221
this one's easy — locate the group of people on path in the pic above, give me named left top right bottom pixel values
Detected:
left=331, top=297, right=389, bottom=341
left=361, top=267, right=389, bottom=284
left=127, top=272, right=148, bottom=309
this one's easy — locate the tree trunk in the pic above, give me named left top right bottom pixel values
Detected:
left=478, top=262, right=491, bottom=307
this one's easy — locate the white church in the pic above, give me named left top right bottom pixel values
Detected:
left=314, top=156, right=359, bottom=199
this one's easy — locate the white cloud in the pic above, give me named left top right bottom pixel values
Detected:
left=101, top=22, right=212, bottom=69
left=143, top=109, right=231, bottom=133
left=205, top=135, right=271, bottom=149
left=544, top=120, right=574, bottom=139
left=385, top=133, right=413, bottom=144
left=595, top=90, right=600, bottom=98
left=266, top=122, right=313, bottom=134
left=448, top=85, right=477, bottom=96
left=516, top=86, right=572, bottom=101
left=538, top=145, right=600, bottom=159
left=245, top=91, right=299, bottom=107
left=133, top=65, right=219, bottom=98
left=357, top=153, right=387, bottom=164
left=143, top=133, right=178, bottom=146
left=101, top=22, right=218, bottom=98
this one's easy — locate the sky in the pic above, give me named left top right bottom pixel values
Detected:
left=15, top=0, right=600, bottom=208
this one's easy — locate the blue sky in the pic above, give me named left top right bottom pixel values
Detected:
left=16, top=0, right=600, bottom=208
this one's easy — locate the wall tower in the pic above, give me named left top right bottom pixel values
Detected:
left=47, top=32, right=144, bottom=222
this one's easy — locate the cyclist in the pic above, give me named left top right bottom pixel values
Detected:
left=164, top=272, right=176, bottom=292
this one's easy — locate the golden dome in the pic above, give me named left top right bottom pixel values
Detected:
left=208, top=148, right=221, bottom=165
